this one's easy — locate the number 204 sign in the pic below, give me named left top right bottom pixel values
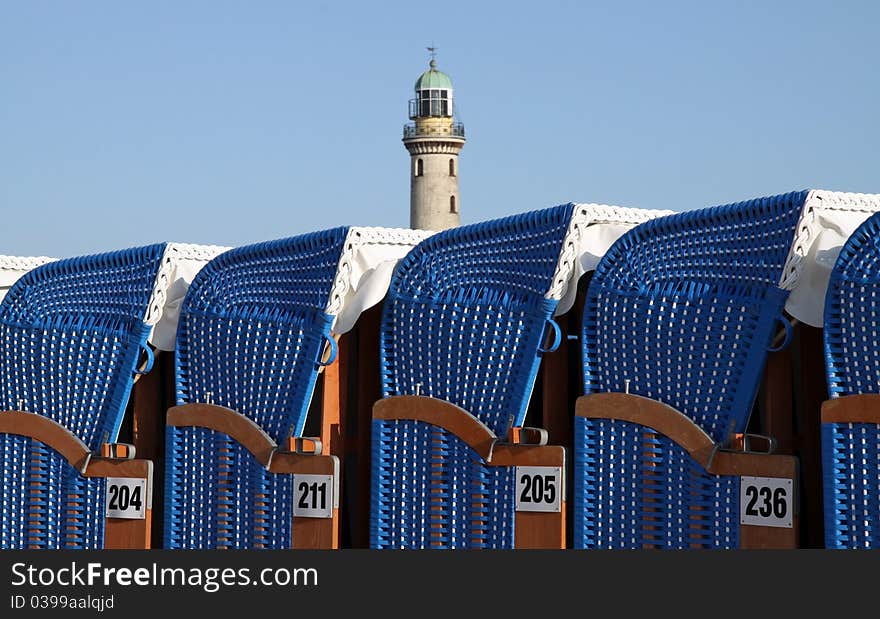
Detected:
left=740, top=476, right=793, bottom=528
left=105, top=478, right=147, bottom=520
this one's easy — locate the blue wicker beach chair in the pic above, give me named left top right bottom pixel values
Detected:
left=0, top=244, right=168, bottom=549
left=821, top=210, right=880, bottom=549
left=574, top=192, right=809, bottom=549
left=371, top=203, right=667, bottom=549
left=164, top=227, right=426, bottom=549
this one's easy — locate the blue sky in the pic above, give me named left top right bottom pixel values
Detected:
left=1, top=1, right=877, bottom=256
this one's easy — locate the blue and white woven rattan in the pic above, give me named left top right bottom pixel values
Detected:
left=0, top=254, right=56, bottom=302
left=822, top=206, right=880, bottom=549
left=371, top=203, right=667, bottom=549
left=0, top=244, right=168, bottom=549
left=574, top=191, right=815, bottom=549
left=164, top=227, right=427, bottom=549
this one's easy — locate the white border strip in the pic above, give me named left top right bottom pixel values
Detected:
left=779, top=190, right=880, bottom=291
left=546, top=204, right=674, bottom=301
left=144, top=242, right=230, bottom=326
left=325, top=227, right=433, bottom=317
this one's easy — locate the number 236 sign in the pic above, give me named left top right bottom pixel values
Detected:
left=740, top=476, right=793, bottom=528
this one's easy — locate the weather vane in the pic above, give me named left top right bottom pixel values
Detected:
left=427, top=43, right=437, bottom=66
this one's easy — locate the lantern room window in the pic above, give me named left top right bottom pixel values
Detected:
left=417, top=89, right=451, bottom=117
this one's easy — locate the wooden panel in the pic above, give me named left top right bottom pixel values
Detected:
left=761, top=348, right=795, bottom=454
left=319, top=333, right=347, bottom=547
left=514, top=506, right=566, bottom=549
left=491, top=444, right=566, bottom=549
left=708, top=451, right=797, bottom=478
left=374, top=396, right=498, bottom=461
left=86, top=458, right=153, bottom=549
left=131, top=350, right=174, bottom=550
left=320, top=333, right=349, bottom=457
left=167, top=403, right=277, bottom=467
left=292, top=510, right=339, bottom=549
left=795, top=325, right=827, bottom=548
left=348, top=302, right=383, bottom=548
left=270, top=452, right=339, bottom=549
left=821, top=394, right=880, bottom=424
left=576, top=393, right=717, bottom=467
left=541, top=280, right=587, bottom=451
left=739, top=518, right=799, bottom=549
left=0, top=411, right=91, bottom=472
left=269, top=452, right=337, bottom=475
left=131, top=350, right=173, bottom=460
left=541, top=324, right=571, bottom=447
left=698, top=444, right=798, bottom=548
left=0, top=414, right=155, bottom=549
left=490, top=444, right=564, bottom=468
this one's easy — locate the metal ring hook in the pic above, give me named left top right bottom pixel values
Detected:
left=767, top=315, right=793, bottom=353
left=318, top=333, right=339, bottom=367
left=133, top=343, right=155, bottom=376
left=538, top=318, right=562, bottom=353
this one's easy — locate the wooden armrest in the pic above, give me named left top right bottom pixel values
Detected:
left=821, top=394, right=880, bottom=424
left=0, top=410, right=92, bottom=473
left=374, top=396, right=563, bottom=467
left=0, top=411, right=153, bottom=549
left=576, top=393, right=795, bottom=474
left=169, top=404, right=332, bottom=465
left=167, top=403, right=278, bottom=468
left=576, top=393, right=719, bottom=468
left=577, top=393, right=797, bottom=548
left=374, top=396, right=565, bottom=548
left=169, top=404, right=338, bottom=548
left=374, top=396, right=499, bottom=461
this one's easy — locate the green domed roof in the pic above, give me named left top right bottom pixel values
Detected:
left=415, top=60, right=453, bottom=91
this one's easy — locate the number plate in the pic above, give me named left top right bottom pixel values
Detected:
left=515, top=466, right=562, bottom=513
left=105, top=477, right=146, bottom=520
left=293, top=474, right=334, bottom=519
left=740, top=476, right=793, bottom=528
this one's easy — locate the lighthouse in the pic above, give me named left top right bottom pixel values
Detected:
left=403, top=52, right=465, bottom=231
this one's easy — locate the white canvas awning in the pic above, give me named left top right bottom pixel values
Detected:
left=780, top=190, right=880, bottom=327
left=327, top=227, right=434, bottom=334
left=549, top=204, right=675, bottom=316
left=144, top=243, right=232, bottom=350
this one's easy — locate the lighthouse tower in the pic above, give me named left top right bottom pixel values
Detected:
left=403, top=53, right=465, bottom=230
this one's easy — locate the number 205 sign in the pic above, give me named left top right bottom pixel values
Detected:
left=740, top=476, right=793, bottom=528
left=515, top=466, right=562, bottom=513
